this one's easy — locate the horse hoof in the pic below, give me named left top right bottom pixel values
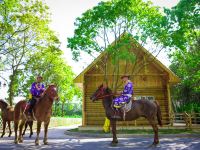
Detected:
left=110, top=142, right=117, bottom=147
left=112, top=140, right=118, bottom=144
left=153, top=141, right=159, bottom=145
left=18, top=139, right=23, bottom=143
left=110, top=140, right=118, bottom=146
left=35, top=140, right=39, bottom=146
left=149, top=142, right=159, bottom=147
left=44, top=141, right=48, bottom=145
left=14, top=140, right=18, bottom=144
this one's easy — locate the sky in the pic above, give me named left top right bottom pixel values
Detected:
left=44, top=0, right=180, bottom=75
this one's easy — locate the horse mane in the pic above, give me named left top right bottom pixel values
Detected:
left=48, top=83, right=56, bottom=87
left=38, top=84, right=56, bottom=103
left=102, top=87, right=113, bottom=108
left=0, top=99, right=9, bottom=107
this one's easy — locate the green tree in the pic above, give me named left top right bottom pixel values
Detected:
left=165, top=0, right=200, bottom=112
left=0, top=0, right=57, bottom=105
left=68, top=0, right=167, bottom=91
left=16, top=46, right=82, bottom=116
left=164, top=0, right=200, bottom=50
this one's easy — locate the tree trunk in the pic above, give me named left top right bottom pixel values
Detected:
left=61, top=103, right=64, bottom=117
left=8, top=73, right=16, bottom=106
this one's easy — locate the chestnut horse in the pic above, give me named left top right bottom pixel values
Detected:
left=0, top=99, right=33, bottom=138
left=14, top=84, right=58, bottom=145
left=90, top=84, right=162, bottom=146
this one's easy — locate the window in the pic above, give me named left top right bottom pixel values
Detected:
left=134, top=96, right=155, bottom=101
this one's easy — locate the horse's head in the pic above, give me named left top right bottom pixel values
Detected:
left=90, top=83, right=111, bottom=102
left=44, top=84, right=59, bottom=101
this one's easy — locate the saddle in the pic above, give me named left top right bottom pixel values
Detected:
left=22, top=98, right=40, bottom=120
left=112, top=99, right=133, bottom=120
left=113, top=97, right=132, bottom=109
left=22, top=102, right=31, bottom=112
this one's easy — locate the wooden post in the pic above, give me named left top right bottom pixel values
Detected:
left=167, top=83, right=172, bottom=121
left=183, top=112, right=192, bottom=129
left=144, top=55, right=147, bottom=74
left=170, top=112, right=175, bottom=126
left=82, top=76, right=86, bottom=126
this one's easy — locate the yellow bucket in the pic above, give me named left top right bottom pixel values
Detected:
left=103, top=117, right=110, bottom=133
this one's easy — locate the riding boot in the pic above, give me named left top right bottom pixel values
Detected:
left=28, top=98, right=36, bottom=116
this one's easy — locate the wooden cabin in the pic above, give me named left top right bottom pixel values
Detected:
left=74, top=35, right=180, bottom=128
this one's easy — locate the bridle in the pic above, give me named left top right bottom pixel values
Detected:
left=41, top=86, right=58, bottom=101
left=94, top=87, right=114, bottom=100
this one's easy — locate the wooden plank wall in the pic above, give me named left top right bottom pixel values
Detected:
left=82, top=50, right=171, bottom=126
left=84, top=74, right=170, bottom=126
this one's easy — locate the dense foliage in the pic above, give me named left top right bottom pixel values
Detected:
left=52, top=101, right=82, bottom=117
left=68, top=0, right=200, bottom=113
left=68, top=0, right=168, bottom=91
left=0, top=0, right=81, bottom=107
left=166, top=0, right=200, bottom=113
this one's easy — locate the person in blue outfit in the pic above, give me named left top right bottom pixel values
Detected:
left=28, top=75, right=45, bottom=115
left=113, top=75, right=133, bottom=108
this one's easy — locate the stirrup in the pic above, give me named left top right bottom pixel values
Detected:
left=112, top=115, right=121, bottom=119
left=114, top=105, right=121, bottom=108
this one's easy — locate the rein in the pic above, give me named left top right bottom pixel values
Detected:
left=95, top=87, right=114, bottom=100
left=96, top=94, right=114, bottom=99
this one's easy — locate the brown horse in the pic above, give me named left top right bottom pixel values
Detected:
left=0, top=99, right=33, bottom=138
left=90, top=84, right=162, bottom=146
left=14, top=84, right=58, bottom=145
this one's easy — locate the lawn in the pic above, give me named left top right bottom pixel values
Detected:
left=49, top=117, right=82, bottom=127
left=69, top=128, right=200, bottom=135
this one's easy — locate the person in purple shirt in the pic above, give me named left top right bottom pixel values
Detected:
left=28, top=75, right=45, bottom=115
left=113, top=75, right=133, bottom=108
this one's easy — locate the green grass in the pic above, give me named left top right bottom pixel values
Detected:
left=49, top=117, right=82, bottom=127
left=52, top=115, right=82, bottom=118
left=69, top=128, right=200, bottom=135
left=31, top=117, right=82, bottom=129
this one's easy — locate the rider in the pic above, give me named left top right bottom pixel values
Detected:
left=28, top=75, right=45, bottom=115
left=113, top=75, right=133, bottom=108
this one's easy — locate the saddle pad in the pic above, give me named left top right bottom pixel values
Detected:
left=121, top=100, right=132, bottom=113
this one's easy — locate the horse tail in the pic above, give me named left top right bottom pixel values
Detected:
left=154, top=101, right=162, bottom=127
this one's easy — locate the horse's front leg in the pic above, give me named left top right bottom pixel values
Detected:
left=8, top=121, right=12, bottom=137
left=14, top=121, right=19, bottom=144
left=43, top=120, right=50, bottom=145
left=111, top=120, right=118, bottom=144
left=29, top=121, right=33, bottom=138
left=35, top=121, right=42, bottom=145
left=1, top=120, right=6, bottom=138
left=18, top=120, right=26, bottom=143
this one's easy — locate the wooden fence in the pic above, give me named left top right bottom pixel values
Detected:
left=169, top=112, right=200, bottom=129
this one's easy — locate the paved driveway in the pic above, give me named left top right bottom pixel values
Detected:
left=0, top=126, right=200, bottom=150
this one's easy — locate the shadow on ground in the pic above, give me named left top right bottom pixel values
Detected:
left=0, top=128, right=200, bottom=150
